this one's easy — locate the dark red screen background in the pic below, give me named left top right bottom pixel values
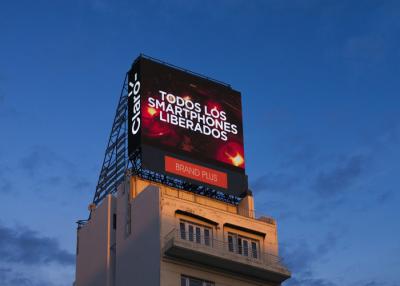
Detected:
left=140, top=58, right=245, bottom=173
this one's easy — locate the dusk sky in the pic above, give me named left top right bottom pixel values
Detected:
left=1, top=1, right=399, bottom=285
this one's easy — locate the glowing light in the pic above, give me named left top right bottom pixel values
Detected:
left=147, top=107, right=157, bottom=116
left=226, top=152, right=244, bottom=167
left=183, top=96, right=191, bottom=101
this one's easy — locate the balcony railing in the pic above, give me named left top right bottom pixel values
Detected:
left=163, top=229, right=290, bottom=283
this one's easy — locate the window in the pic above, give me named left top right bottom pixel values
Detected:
left=227, top=232, right=260, bottom=259
left=180, top=222, right=186, bottom=239
left=181, top=275, right=214, bottom=286
left=251, top=241, right=258, bottom=258
left=188, top=225, right=194, bottom=241
left=204, top=228, right=210, bottom=246
left=179, top=220, right=212, bottom=246
left=76, top=234, right=79, bottom=255
left=113, top=214, right=117, bottom=230
left=243, top=239, right=249, bottom=256
left=125, top=203, right=131, bottom=236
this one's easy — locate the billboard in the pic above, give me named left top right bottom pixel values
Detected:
left=128, top=56, right=247, bottom=196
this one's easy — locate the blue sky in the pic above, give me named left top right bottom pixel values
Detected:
left=1, top=1, right=399, bottom=285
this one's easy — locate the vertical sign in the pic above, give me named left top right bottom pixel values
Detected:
left=128, top=60, right=142, bottom=157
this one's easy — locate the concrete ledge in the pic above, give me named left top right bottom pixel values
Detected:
left=163, top=236, right=290, bottom=284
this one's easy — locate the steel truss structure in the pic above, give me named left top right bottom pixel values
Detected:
left=92, top=56, right=242, bottom=206
left=93, top=74, right=129, bottom=205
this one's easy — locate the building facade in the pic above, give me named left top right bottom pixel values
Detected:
left=74, top=175, right=290, bottom=286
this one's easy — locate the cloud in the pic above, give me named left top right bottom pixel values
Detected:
left=376, top=190, right=394, bottom=204
left=280, top=143, right=320, bottom=170
left=15, top=146, right=95, bottom=197
left=0, top=223, right=74, bottom=266
left=280, top=240, right=315, bottom=274
left=281, top=230, right=396, bottom=286
left=281, top=233, right=340, bottom=286
left=251, top=172, right=301, bottom=194
left=72, top=177, right=92, bottom=190
left=313, top=154, right=369, bottom=197
left=86, top=0, right=111, bottom=13
left=281, top=233, right=338, bottom=274
left=285, top=277, right=337, bottom=286
left=0, top=165, right=13, bottom=194
left=350, top=280, right=399, bottom=286
left=343, top=35, right=386, bottom=64
left=18, top=146, right=74, bottom=177
left=0, top=93, right=18, bottom=119
left=0, top=180, right=13, bottom=194
left=375, top=122, right=400, bottom=148
left=251, top=142, right=320, bottom=195
left=0, top=267, right=54, bottom=286
left=364, top=282, right=380, bottom=286
left=0, top=268, right=11, bottom=281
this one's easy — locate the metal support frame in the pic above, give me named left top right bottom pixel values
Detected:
left=130, top=148, right=241, bottom=205
left=92, top=57, right=242, bottom=206
left=93, top=74, right=129, bottom=205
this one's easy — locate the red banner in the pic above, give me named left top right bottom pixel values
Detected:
left=165, top=156, right=228, bottom=189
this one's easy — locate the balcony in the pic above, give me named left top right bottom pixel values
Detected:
left=163, top=229, right=290, bottom=284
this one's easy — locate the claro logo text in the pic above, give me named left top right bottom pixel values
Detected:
left=128, top=72, right=141, bottom=135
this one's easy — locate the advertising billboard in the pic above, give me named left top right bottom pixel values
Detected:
left=128, top=56, right=247, bottom=196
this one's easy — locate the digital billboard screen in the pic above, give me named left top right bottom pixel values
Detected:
left=128, top=56, right=247, bottom=196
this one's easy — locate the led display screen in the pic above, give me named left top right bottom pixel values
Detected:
left=128, top=56, right=247, bottom=196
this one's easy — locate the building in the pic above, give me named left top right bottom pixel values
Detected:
left=75, top=55, right=291, bottom=285
left=74, top=175, right=290, bottom=286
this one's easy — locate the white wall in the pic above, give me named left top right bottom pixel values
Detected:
left=75, top=195, right=116, bottom=286
left=115, top=184, right=161, bottom=286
